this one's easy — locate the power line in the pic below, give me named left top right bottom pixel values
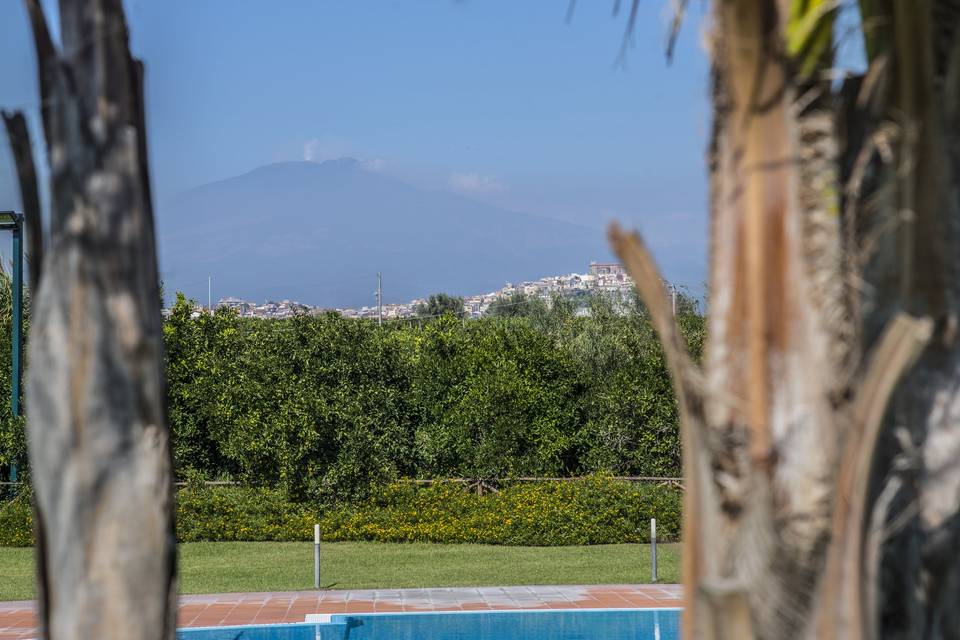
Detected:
left=376, top=272, right=382, bottom=327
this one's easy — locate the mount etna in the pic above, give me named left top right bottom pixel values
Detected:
left=157, top=159, right=616, bottom=308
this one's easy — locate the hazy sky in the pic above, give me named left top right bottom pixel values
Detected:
left=0, top=0, right=711, bottom=291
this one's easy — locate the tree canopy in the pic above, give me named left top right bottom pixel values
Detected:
left=158, top=291, right=703, bottom=502
left=414, top=293, right=466, bottom=319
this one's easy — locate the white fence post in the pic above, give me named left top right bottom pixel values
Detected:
left=314, top=524, right=321, bottom=589
left=650, top=518, right=658, bottom=583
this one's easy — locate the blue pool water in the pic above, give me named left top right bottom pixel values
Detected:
left=176, top=608, right=680, bottom=640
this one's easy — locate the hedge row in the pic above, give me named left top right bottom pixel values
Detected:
left=321, top=478, right=680, bottom=546
left=1, top=477, right=681, bottom=547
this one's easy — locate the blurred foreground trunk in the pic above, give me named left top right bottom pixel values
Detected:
left=4, top=1, right=176, bottom=638
left=612, top=0, right=960, bottom=638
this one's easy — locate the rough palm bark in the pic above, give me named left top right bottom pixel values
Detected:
left=852, top=2, right=960, bottom=638
left=611, top=0, right=959, bottom=638
left=4, top=1, right=177, bottom=639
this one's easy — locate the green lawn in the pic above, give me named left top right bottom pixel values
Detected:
left=0, top=541, right=679, bottom=601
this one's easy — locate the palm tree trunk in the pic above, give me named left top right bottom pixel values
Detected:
left=612, top=1, right=960, bottom=638
left=6, top=1, right=177, bottom=638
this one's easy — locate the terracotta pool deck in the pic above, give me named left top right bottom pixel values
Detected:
left=0, top=584, right=683, bottom=639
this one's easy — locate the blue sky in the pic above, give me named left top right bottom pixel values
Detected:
left=0, top=0, right=711, bottom=292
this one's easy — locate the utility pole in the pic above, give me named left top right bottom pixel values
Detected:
left=0, top=212, right=24, bottom=483
left=208, top=276, right=212, bottom=312
left=377, top=272, right=383, bottom=326
left=11, top=216, right=22, bottom=421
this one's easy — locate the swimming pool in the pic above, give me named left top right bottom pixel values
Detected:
left=176, top=608, right=681, bottom=640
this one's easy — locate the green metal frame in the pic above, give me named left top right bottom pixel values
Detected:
left=0, top=211, right=23, bottom=483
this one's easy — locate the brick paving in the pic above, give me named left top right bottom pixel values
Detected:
left=0, top=584, right=682, bottom=639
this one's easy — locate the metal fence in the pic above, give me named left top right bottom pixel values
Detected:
left=398, top=476, right=684, bottom=495
left=5, top=476, right=685, bottom=498
left=0, top=480, right=25, bottom=503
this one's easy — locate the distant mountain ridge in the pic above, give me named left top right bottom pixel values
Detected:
left=156, top=159, right=615, bottom=308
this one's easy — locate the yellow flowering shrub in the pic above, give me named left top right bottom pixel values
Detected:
left=321, top=476, right=681, bottom=546
left=2, top=477, right=681, bottom=547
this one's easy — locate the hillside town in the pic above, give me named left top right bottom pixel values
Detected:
left=210, top=262, right=644, bottom=321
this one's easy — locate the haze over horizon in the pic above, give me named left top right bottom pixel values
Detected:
left=159, top=157, right=646, bottom=308
left=1, top=1, right=711, bottom=304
